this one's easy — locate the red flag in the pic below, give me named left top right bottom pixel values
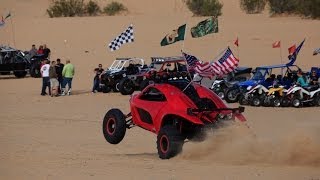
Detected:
left=272, top=41, right=281, bottom=48
left=234, top=37, right=239, bottom=47
left=288, top=45, right=296, bottom=55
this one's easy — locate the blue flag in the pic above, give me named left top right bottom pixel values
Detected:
left=0, top=16, right=5, bottom=27
left=287, top=39, right=305, bottom=66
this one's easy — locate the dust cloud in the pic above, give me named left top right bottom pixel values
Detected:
left=180, top=122, right=320, bottom=167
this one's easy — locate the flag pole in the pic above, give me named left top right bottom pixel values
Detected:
left=9, top=14, right=16, bottom=47
left=181, top=23, right=187, bottom=52
left=237, top=37, right=240, bottom=60
left=280, top=42, right=282, bottom=64
left=279, top=41, right=283, bottom=75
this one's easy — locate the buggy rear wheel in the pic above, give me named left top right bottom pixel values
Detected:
left=292, top=98, right=301, bottom=108
left=30, top=67, right=41, bottom=78
left=102, top=108, right=126, bottom=144
left=157, top=126, right=184, bottom=159
left=281, top=97, right=291, bottom=107
left=14, top=71, right=27, bottom=78
left=215, top=90, right=225, bottom=99
left=313, top=96, right=320, bottom=106
left=239, top=95, right=248, bottom=105
left=102, top=85, right=111, bottom=93
left=272, top=98, right=281, bottom=107
left=140, top=79, right=150, bottom=91
left=113, top=80, right=120, bottom=92
left=225, top=88, right=239, bottom=103
left=251, top=96, right=261, bottom=107
left=119, top=78, right=135, bottom=95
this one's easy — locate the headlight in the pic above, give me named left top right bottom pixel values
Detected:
left=122, top=74, right=126, bottom=77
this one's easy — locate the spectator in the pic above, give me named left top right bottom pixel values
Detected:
left=55, top=58, right=64, bottom=94
left=40, top=59, right=51, bottom=96
left=297, top=71, right=308, bottom=87
left=43, top=44, right=51, bottom=59
left=61, top=59, right=75, bottom=96
left=29, top=44, right=37, bottom=58
left=49, top=61, right=59, bottom=97
left=92, top=64, right=104, bottom=93
left=37, top=45, right=44, bottom=55
left=309, top=70, right=319, bottom=85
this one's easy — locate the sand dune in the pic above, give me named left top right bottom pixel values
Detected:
left=1, top=0, right=320, bottom=179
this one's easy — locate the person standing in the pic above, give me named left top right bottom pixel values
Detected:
left=55, top=58, right=64, bottom=94
left=40, top=59, right=51, bottom=96
left=43, top=44, right=51, bottom=59
left=49, top=61, right=59, bottom=97
left=309, top=70, right=319, bottom=85
left=92, top=64, right=104, bottom=93
left=37, top=45, right=44, bottom=55
left=29, top=44, right=37, bottom=58
left=61, top=59, right=75, bottom=96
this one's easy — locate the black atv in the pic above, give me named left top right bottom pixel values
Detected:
left=0, top=46, right=30, bottom=78
left=100, top=58, right=147, bottom=95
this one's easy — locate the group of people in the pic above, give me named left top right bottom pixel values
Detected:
left=29, top=44, right=51, bottom=59
left=297, top=69, right=319, bottom=87
left=40, top=58, right=75, bottom=97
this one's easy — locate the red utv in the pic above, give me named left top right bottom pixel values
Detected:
left=102, top=78, right=246, bottom=159
left=139, top=56, right=191, bottom=91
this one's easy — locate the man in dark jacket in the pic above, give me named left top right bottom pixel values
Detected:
left=43, top=44, right=51, bottom=59
left=55, top=58, right=64, bottom=94
left=92, top=64, right=104, bottom=93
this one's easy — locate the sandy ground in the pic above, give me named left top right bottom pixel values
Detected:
left=1, top=0, right=320, bottom=179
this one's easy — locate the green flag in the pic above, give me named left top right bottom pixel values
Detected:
left=191, top=17, right=218, bottom=38
left=160, top=24, right=186, bottom=46
left=5, top=12, right=11, bottom=20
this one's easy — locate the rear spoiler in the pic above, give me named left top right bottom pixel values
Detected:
left=187, top=106, right=246, bottom=122
left=187, top=106, right=245, bottom=115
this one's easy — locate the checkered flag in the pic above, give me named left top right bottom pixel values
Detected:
left=108, top=24, right=134, bottom=51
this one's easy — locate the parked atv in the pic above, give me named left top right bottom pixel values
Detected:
left=262, top=85, right=287, bottom=107
left=0, top=46, right=30, bottom=78
left=225, top=64, right=300, bottom=103
left=238, top=84, right=269, bottom=106
left=139, top=56, right=190, bottom=91
left=100, top=58, right=148, bottom=94
left=102, top=79, right=246, bottom=159
left=29, top=54, right=46, bottom=78
left=285, top=84, right=320, bottom=107
left=210, top=67, right=252, bottom=99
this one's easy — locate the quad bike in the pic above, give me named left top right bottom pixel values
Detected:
left=284, top=84, right=320, bottom=108
left=262, top=85, right=287, bottom=107
left=208, top=67, right=252, bottom=99
left=238, top=84, right=268, bottom=106
left=102, top=78, right=246, bottom=159
left=100, top=58, right=148, bottom=94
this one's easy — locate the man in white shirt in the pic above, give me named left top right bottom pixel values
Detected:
left=40, top=59, right=51, bottom=96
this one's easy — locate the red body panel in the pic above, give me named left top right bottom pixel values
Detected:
left=130, top=83, right=245, bottom=134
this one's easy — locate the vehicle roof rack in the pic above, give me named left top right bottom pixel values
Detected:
left=151, top=56, right=185, bottom=63
left=115, top=58, right=132, bottom=61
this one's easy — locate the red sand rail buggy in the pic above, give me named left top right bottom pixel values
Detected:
left=102, top=79, right=246, bottom=159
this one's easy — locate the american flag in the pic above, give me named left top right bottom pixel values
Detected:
left=211, top=47, right=239, bottom=75
left=182, top=48, right=239, bottom=78
left=182, top=52, right=199, bottom=68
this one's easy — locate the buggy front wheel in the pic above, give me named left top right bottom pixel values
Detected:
left=102, top=108, right=126, bottom=144
left=119, top=78, right=135, bottom=95
left=157, top=126, right=184, bottom=159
